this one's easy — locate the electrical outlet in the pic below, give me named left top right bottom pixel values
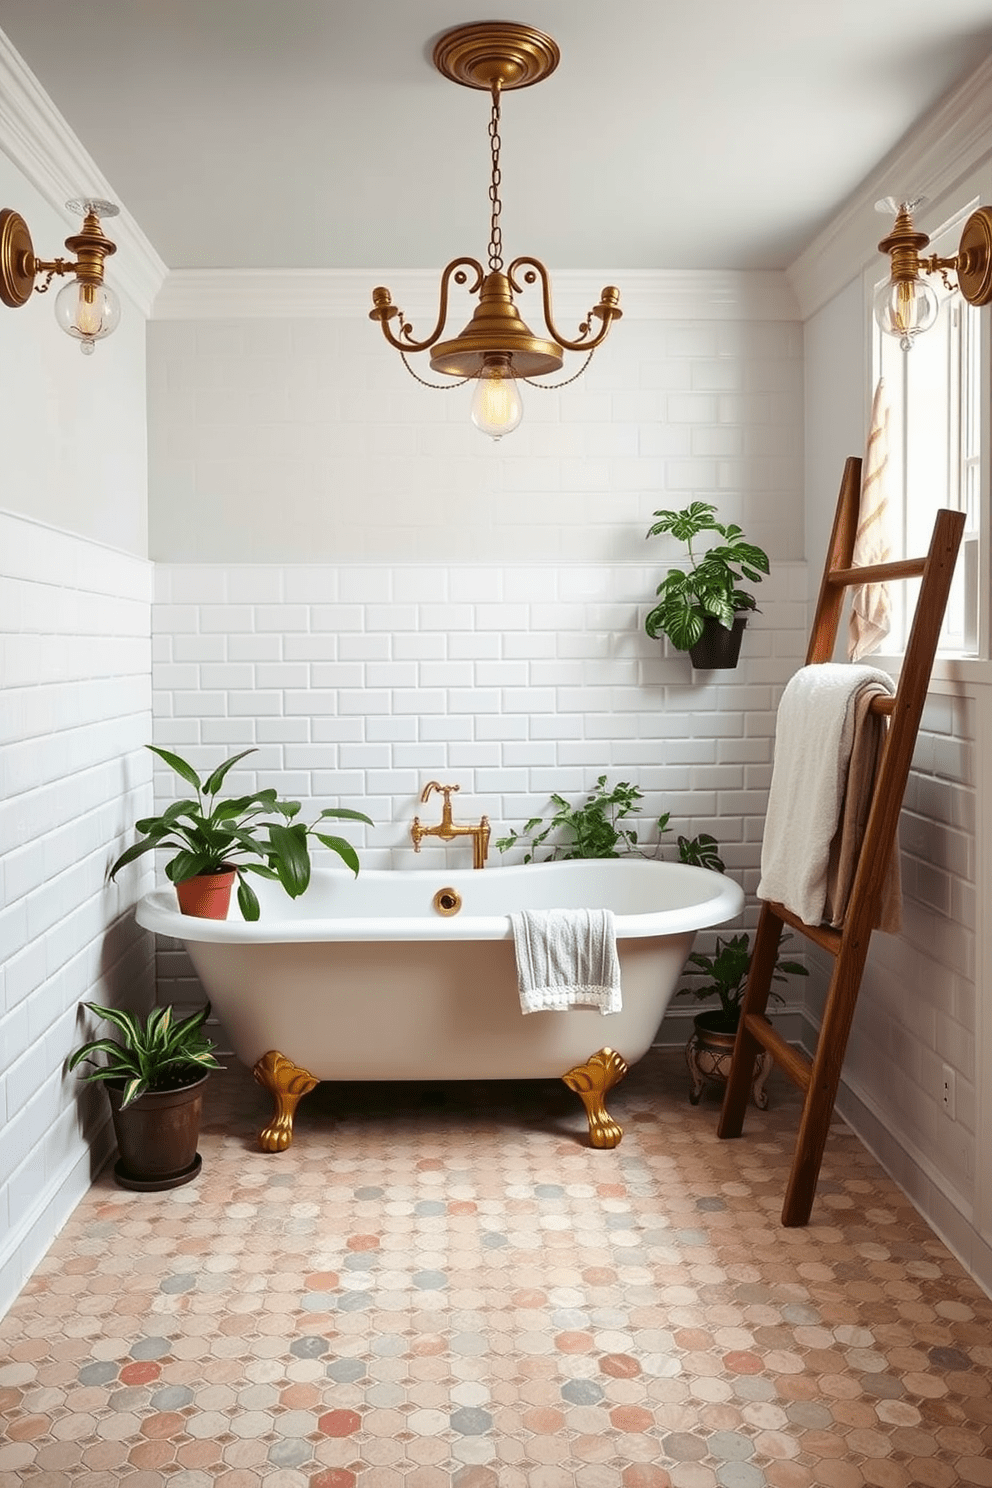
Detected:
left=941, top=1064, right=956, bottom=1120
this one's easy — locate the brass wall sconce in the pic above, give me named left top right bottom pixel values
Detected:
left=369, top=21, right=622, bottom=440
left=875, top=195, right=992, bottom=349
left=0, top=197, right=121, bottom=354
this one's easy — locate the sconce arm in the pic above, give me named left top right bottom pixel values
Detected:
left=920, top=253, right=960, bottom=293
left=369, top=258, right=484, bottom=353
left=31, top=257, right=74, bottom=294
left=507, top=256, right=622, bottom=352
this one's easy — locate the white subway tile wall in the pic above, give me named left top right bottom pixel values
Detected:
left=146, top=311, right=806, bottom=567
left=151, top=560, right=810, bottom=1016
left=0, top=510, right=154, bottom=1318
left=810, top=687, right=979, bottom=1235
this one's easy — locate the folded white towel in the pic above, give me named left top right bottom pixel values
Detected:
left=510, top=908, right=621, bottom=1015
left=757, top=663, right=895, bottom=926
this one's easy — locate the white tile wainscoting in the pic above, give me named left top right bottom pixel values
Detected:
left=0, top=510, right=154, bottom=1318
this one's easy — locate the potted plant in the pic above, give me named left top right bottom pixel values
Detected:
left=679, top=931, right=808, bottom=1106
left=496, top=775, right=724, bottom=870
left=110, top=746, right=373, bottom=920
left=644, top=502, right=770, bottom=668
left=68, top=1000, right=222, bottom=1190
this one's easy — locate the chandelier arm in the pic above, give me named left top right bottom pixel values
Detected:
left=369, top=259, right=485, bottom=353
left=399, top=352, right=470, bottom=390
left=507, top=257, right=623, bottom=352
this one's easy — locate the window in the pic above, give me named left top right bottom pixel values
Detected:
left=870, top=198, right=986, bottom=656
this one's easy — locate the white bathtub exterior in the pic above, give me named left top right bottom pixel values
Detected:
left=137, top=860, right=744, bottom=1082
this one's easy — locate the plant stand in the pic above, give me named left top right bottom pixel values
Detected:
left=686, top=1012, right=771, bottom=1108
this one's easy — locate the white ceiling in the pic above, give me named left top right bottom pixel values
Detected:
left=2, top=0, right=992, bottom=274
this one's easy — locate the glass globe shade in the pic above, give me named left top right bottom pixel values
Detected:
left=471, top=356, right=523, bottom=439
left=54, top=278, right=122, bottom=354
left=872, top=275, right=939, bottom=351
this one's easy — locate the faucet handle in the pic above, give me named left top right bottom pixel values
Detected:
left=421, top=781, right=460, bottom=804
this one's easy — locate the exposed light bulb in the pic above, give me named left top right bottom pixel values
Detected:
left=54, top=278, right=121, bottom=354
left=873, top=274, right=939, bottom=351
left=470, top=355, right=523, bottom=439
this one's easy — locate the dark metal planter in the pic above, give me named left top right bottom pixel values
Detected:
left=689, top=616, right=747, bottom=670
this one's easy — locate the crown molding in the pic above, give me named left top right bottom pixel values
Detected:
left=152, top=266, right=800, bottom=322
left=788, top=53, right=992, bottom=321
left=0, top=27, right=167, bottom=315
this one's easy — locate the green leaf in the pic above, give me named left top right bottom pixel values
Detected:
left=166, top=850, right=229, bottom=883
left=108, top=837, right=162, bottom=879
left=700, top=595, right=737, bottom=629
left=80, top=1002, right=144, bottom=1046
left=660, top=603, right=707, bottom=651
left=67, top=1037, right=137, bottom=1074
left=237, top=876, right=261, bottom=921
left=677, top=833, right=725, bottom=872
left=314, top=834, right=361, bottom=876
left=202, top=748, right=258, bottom=797
left=267, top=822, right=311, bottom=897
left=317, top=807, right=374, bottom=825
left=119, top=1076, right=147, bottom=1110
left=646, top=501, right=720, bottom=543
left=147, top=746, right=203, bottom=791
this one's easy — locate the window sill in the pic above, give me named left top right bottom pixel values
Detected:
left=869, top=652, right=992, bottom=689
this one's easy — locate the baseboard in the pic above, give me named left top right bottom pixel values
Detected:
left=0, top=1118, right=116, bottom=1324
left=795, top=1018, right=992, bottom=1301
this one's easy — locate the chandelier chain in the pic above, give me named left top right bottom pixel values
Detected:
left=488, top=86, right=503, bottom=273
left=400, top=351, right=470, bottom=390
left=523, top=350, right=595, bottom=389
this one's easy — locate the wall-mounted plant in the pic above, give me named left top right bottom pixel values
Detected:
left=496, top=775, right=724, bottom=870
left=644, top=502, right=769, bottom=668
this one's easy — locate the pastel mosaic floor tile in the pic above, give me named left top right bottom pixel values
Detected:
left=2, top=1050, right=991, bottom=1486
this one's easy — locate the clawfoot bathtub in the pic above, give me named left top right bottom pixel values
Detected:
left=136, top=859, right=743, bottom=1151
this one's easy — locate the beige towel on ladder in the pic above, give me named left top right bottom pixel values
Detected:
left=848, top=378, right=893, bottom=661
left=824, top=684, right=902, bottom=932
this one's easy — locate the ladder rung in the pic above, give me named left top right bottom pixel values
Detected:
left=828, top=556, right=927, bottom=586
left=868, top=694, right=895, bottom=715
left=744, top=1014, right=812, bottom=1091
left=765, top=901, right=843, bottom=956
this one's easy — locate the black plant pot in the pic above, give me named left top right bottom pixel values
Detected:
left=106, top=1074, right=208, bottom=1191
left=689, top=616, right=747, bottom=670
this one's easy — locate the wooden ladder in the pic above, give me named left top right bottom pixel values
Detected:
left=716, top=456, right=965, bottom=1227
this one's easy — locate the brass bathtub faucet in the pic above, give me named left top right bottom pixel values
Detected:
left=411, top=782, right=490, bottom=870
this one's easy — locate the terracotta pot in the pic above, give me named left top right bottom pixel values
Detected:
left=685, top=1008, right=772, bottom=1109
left=176, top=868, right=236, bottom=918
left=689, top=615, right=747, bottom=670
left=106, top=1074, right=209, bottom=1190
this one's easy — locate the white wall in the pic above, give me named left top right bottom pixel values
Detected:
left=148, top=274, right=805, bottom=566
left=0, top=153, right=149, bottom=554
left=791, top=70, right=992, bottom=1291
left=0, top=142, right=154, bottom=1316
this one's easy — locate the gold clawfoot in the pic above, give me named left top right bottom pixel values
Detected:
left=562, top=1047, right=629, bottom=1148
left=252, top=1050, right=319, bottom=1152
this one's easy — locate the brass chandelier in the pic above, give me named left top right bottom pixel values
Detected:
left=368, top=21, right=622, bottom=439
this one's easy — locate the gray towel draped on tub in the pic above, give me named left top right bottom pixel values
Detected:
left=509, top=908, right=621, bottom=1014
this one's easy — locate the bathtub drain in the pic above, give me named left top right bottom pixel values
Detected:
left=432, top=887, right=462, bottom=916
